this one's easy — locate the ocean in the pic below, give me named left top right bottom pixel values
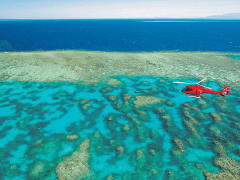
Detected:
left=0, top=19, right=240, bottom=52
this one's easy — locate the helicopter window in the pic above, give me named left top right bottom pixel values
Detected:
left=185, top=88, right=192, bottom=91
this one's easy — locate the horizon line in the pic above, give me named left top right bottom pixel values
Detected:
left=1, top=18, right=240, bottom=20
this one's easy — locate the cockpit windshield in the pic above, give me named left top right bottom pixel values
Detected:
left=182, top=87, right=192, bottom=92
left=182, top=88, right=187, bottom=92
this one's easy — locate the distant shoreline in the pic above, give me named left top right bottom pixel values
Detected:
left=0, top=50, right=239, bottom=87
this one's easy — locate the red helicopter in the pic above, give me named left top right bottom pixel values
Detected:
left=174, top=78, right=230, bottom=98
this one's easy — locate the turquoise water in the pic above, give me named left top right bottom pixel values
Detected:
left=229, top=55, right=240, bottom=65
left=229, top=55, right=240, bottom=60
left=0, top=76, right=240, bottom=179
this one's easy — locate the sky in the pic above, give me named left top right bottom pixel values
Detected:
left=0, top=0, right=240, bottom=19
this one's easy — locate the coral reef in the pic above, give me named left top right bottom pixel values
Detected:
left=212, top=141, right=227, bottom=157
left=108, top=96, right=117, bottom=101
left=210, top=126, right=226, bottom=140
left=0, top=75, right=239, bottom=179
left=203, top=171, right=239, bottom=180
left=209, top=113, right=223, bottom=124
left=155, top=108, right=166, bottom=114
left=80, top=99, right=90, bottom=104
left=116, top=146, right=124, bottom=158
left=197, top=99, right=208, bottom=109
left=66, top=134, right=79, bottom=141
left=123, top=94, right=132, bottom=101
left=133, top=96, right=167, bottom=108
left=107, top=175, right=114, bottom=180
left=121, top=101, right=133, bottom=113
left=126, top=114, right=147, bottom=142
left=83, top=103, right=91, bottom=110
left=34, top=139, right=44, bottom=147
left=55, top=139, right=93, bottom=180
left=123, top=124, right=130, bottom=131
left=164, top=170, right=177, bottom=180
left=106, top=78, right=122, bottom=86
left=162, top=114, right=174, bottom=129
left=166, top=101, right=174, bottom=106
left=184, top=120, right=201, bottom=140
left=150, top=130, right=160, bottom=140
left=183, top=107, right=200, bottom=126
left=208, top=141, right=240, bottom=178
left=172, top=139, right=185, bottom=156
left=28, top=161, right=51, bottom=179
left=214, top=157, right=240, bottom=175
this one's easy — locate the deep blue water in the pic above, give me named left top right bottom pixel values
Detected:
left=0, top=19, right=240, bottom=52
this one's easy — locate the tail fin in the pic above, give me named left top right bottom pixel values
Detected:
left=220, top=86, right=230, bottom=96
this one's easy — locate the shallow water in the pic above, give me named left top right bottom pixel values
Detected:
left=0, top=76, right=240, bottom=179
left=228, top=55, right=240, bottom=60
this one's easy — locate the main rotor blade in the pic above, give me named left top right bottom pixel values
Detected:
left=197, top=78, right=207, bottom=84
left=202, top=85, right=212, bottom=89
left=173, top=82, right=196, bottom=84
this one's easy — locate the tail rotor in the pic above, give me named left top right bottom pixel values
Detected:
left=220, top=86, right=230, bottom=96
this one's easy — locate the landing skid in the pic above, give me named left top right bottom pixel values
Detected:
left=186, top=95, right=200, bottom=98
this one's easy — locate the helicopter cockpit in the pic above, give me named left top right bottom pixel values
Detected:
left=182, top=87, right=193, bottom=92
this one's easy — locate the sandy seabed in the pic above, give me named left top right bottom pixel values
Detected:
left=0, top=50, right=239, bottom=87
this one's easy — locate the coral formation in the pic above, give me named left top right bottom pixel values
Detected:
left=126, top=114, right=147, bottom=142
left=155, top=108, right=165, bottom=114
left=121, top=102, right=133, bottom=112
left=108, top=96, right=117, bottom=101
left=66, top=134, right=79, bottom=141
left=116, top=146, right=124, bottom=158
left=55, top=139, right=93, bottom=180
left=83, top=103, right=91, bottom=110
left=123, top=94, right=132, bottom=101
left=214, top=157, right=240, bottom=175
left=107, top=175, right=114, bottom=180
left=183, top=107, right=200, bottom=126
left=210, top=126, right=225, bottom=140
left=166, top=101, right=174, bottom=106
left=135, top=110, right=148, bottom=121
left=172, top=139, right=185, bottom=155
left=212, top=141, right=227, bottom=157
left=149, top=149, right=156, bottom=156
left=81, top=99, right=89, bottom=104
left=107, top=116, right=113, bottom=121
left=123, top=124, right=130, bottom=131
left=209, top=113, right=223, bottom=124
left=30, top=162, right=45, bottom=178
left=164, top=170, right=177, bottom=180
left=197, top=99, right=208, bottom=109
left=34, top=139, right=44, bottom=147
left=106, top=78, right=122, bottom=85
left=203, top=171, right=239, bottom=180
left=150, top=130, right=160, bottom=140
left=28, top=161, right=51, bottom=179
left=133, top=96, right=167, bottom=108
left=184, top=120, right=201, bottom=140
